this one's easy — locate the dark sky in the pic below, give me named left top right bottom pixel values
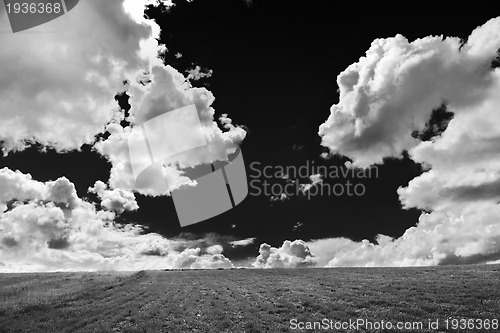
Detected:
left=0, top=0, right=493, bottom=261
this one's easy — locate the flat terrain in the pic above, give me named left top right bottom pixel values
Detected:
left=0, top=266, right=499, bottom=333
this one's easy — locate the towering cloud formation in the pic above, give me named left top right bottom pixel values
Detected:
left=320, top=18, right=500, bottom=167
left=315, top=18, right=500, bottom=266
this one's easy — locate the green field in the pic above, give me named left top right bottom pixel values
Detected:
left=0, top=265, right=499, bottom=332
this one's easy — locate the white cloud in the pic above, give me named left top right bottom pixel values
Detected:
left=313, top=17, right=500, bottom=267
left=94, top=65, right=247, bottom=196
left=229, top=237, right=256, bottom=247
left=0, top=168, right=234, bottom=272
left=206, top=244, right=223, bottom=255
left=292, top=221, right=303, bottom=231
left=186, top=65, right=213, bottom=81
left=89, top=181, right=139, bottom=213
left=0, top=0, right=160, bottom=153
left=300, top=173, right=323, bottom=193
left=270, top=193, right=289, bottom=202
left=253, top=240, right=317, bottom=268
left=171, top=247, right=233, bottom=269
left=130, top=66, right=247, bottom=149
left=319, top=18, right=500, bottom=167
left=0, top=168, right=47, bottom=211
left=94, top=124, right=194, bottom=196
left=0, top=0, right=247, bottom=198
left=0, top=0, right=246, bottom=271
left=0, top=167, right=79, bottom=211
left=308, top=203, right=500, bottom=267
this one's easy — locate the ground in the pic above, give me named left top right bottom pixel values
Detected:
left=0, top=265, right=499, bottom=332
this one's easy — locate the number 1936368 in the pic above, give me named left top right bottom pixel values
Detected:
left=6, top=2, right=61, bottom=14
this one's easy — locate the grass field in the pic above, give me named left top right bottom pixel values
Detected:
left=0, top=265, right=499, bottom=332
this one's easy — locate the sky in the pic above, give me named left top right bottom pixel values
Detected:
left=0, top=0, right=500, bottom=271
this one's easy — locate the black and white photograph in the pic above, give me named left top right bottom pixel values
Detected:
left=0, top=1, right=499, bottom=332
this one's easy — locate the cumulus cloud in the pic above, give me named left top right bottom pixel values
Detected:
left=0, top=168, right=234, bottom=272
left=308, top=204, right=500, bottom=267
left=319, top=18, right=500, bottom=167
left=253, top=240, right=317, bottom=268
left=313, top=17, right=500, bottom=267
left=89, top=181, right=139, bottom=213
left=0, top=168, right=78, bottom=211
left=0, top=0, right=161, bottom=153
left=171, top=247, right=233, bottom=269
left=94, top=65, right=247, bottom=195
left=205, top=244, right=223, bottom=255
left=0, top=168, right=46, bottom=212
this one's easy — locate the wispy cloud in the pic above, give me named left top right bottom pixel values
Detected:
left=229, top=237, right=256, bottom=247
